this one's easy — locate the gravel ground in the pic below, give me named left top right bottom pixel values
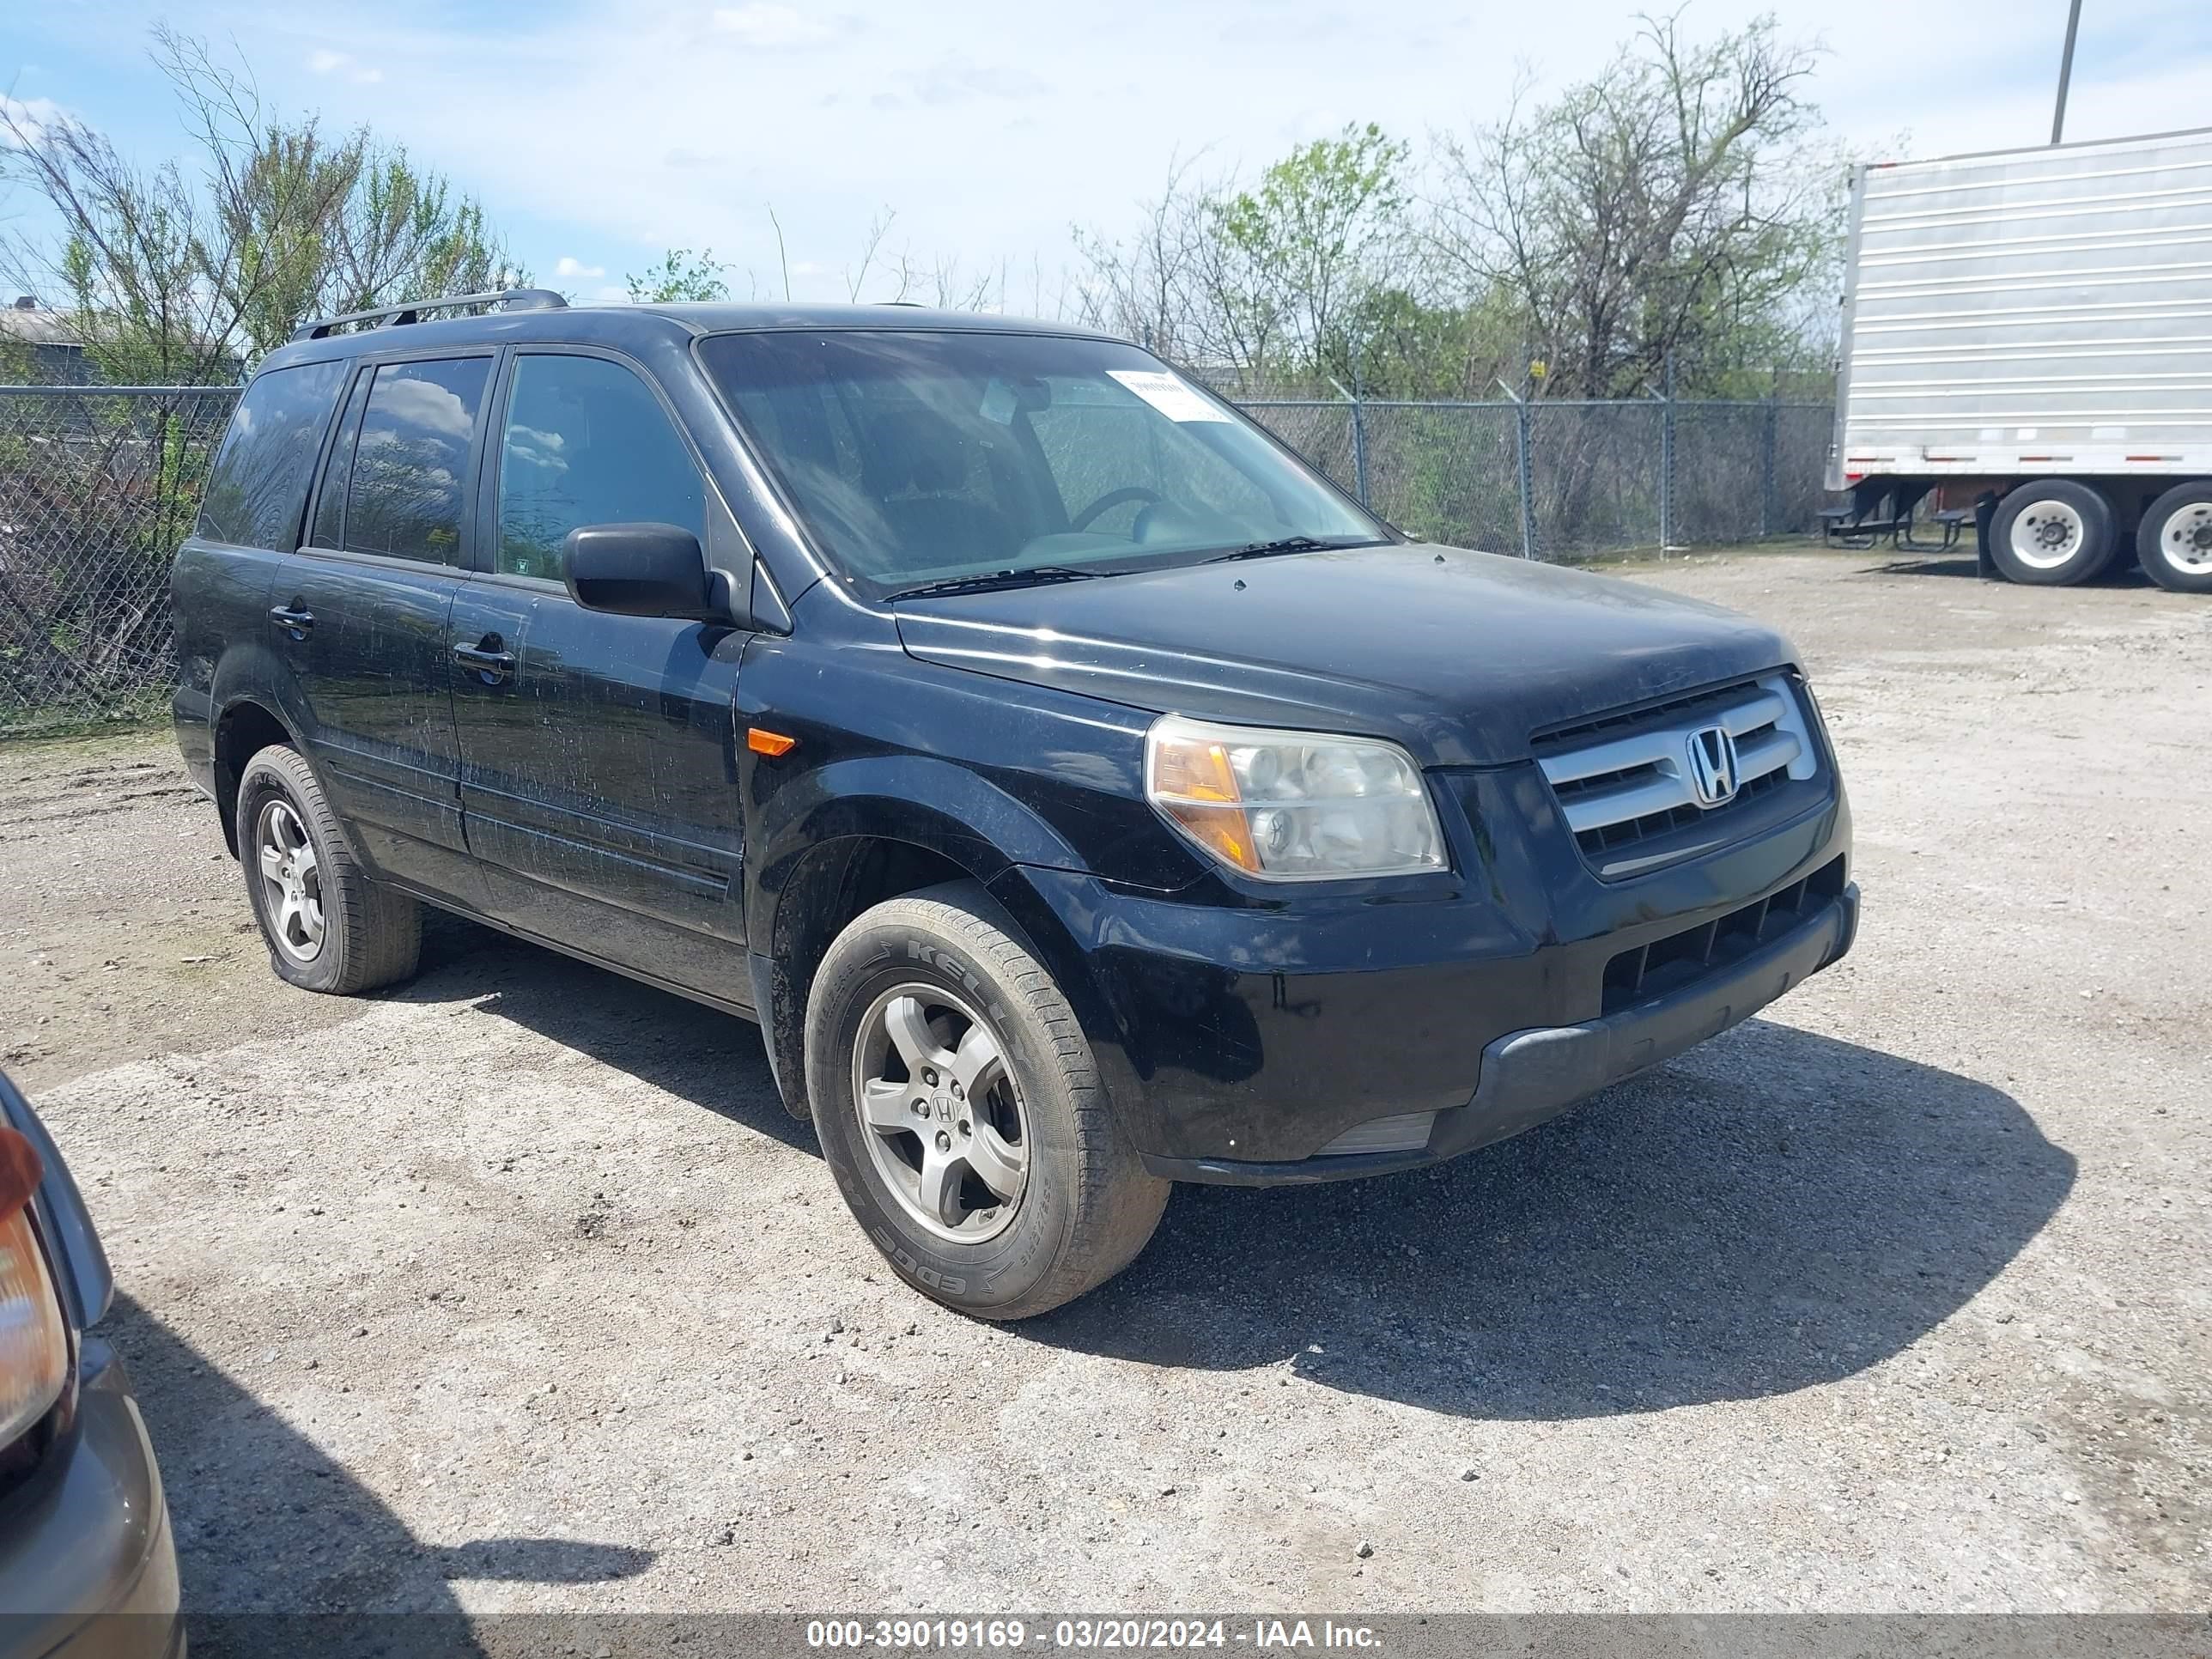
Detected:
left=0, top=547, right=2205, bottom=1617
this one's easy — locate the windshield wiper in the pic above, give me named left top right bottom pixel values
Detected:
left=1204, top=534, right=1384, bottom=563
left=886, top=565, right=1104, bottom=601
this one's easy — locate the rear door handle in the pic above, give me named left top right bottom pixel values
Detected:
left=453, top=636, right=517, bottom=684
left=268, top=603, right=314, bottom=637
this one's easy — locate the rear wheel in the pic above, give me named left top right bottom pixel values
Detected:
left=2136, top=481, right=2212, bottom=594
left=1989, top=480, right=2119, bottom=586
left=804, top=882, right=1169, bottom=1319
left=234, top=745, right=422, bottom=994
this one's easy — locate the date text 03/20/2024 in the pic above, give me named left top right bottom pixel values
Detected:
left=804, top=1620, right=1383, bottom=1650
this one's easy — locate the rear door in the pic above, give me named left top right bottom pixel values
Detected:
left=448, top=347, right=749, bottom=994
left=270, top=350, right=495, bottom=902
left=176, top=356, right=349, bottom=780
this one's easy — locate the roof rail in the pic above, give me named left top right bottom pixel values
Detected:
left=291, top=287, right=568, bottom=343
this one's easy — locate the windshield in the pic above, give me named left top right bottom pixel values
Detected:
left=696, top=330, right=1383, bottom=598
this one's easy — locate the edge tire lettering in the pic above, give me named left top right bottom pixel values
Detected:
left=867, top=1224, right=968, bottom=1295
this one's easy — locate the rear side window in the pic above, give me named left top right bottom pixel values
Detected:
left=195, top=360, right=347, bottom=550
left=495, top=354, right=705, bottom=580
left=342, top=357, right=492, bottom=564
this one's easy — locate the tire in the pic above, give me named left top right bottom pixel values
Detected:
left=234, top=744, right=422, bottom=994
left=804, top=881, right=1169, bottom=1320
left=2136, top=481, right=2212, bottom=594
left=1988, top=480, right=2119, bottom=586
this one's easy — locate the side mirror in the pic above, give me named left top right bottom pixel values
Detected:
left=562, top=522, right=720, bottom=620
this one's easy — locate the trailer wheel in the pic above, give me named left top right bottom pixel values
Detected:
left=2136, top=482, right=2212, bottom=594
left=1989, top=480, right=2119, bottom=586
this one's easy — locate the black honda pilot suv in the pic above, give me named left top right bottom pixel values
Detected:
left=172, top=290, right=1856, bottom=1317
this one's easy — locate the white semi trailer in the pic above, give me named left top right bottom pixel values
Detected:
left=1830, top=126, right=2212, bottom=592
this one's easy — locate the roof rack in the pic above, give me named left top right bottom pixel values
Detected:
left=291, top=287, right=568, bottom=343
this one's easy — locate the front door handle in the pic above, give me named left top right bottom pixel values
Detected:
left=453, top=635, right=517, bottom=684
left=268, top=603, right=315, bottom=638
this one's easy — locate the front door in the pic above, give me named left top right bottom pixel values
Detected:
left=448, top=349, right=748, bottom=996
left=270, top=352, right=494, bottom=903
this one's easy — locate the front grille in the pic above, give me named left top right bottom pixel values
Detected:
left=1601, top=855, right=1848, bottom=1016
left=1535, top=674, right=1822, bottom=872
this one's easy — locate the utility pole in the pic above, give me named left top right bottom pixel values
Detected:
left=2051, top=0, right=2084, bottom=144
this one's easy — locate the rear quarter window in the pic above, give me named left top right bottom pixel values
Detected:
left=195, top=360, right=348, bottom=550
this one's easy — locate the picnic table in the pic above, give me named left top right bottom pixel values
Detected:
left=1817, top=480, right=1970, bottom=551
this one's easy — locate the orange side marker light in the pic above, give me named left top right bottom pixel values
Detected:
left=748, top=727, right=798, bottom=757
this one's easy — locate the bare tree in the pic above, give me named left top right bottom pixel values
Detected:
left=1071, top=152, right=1218, bottom=358
left=844, top=207, right=896, bottom=301
left=1428, top=10, right=1837, bottom=399
left=888, top=249, right=1006, bottom=312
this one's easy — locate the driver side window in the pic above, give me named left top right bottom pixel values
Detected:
left=1026, top=378, right=1274, bottom=532
left=496, top=354, right=705, bottom=580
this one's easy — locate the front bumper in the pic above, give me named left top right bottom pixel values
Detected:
left=989, top=761, right=1853, bottom=1184
left=1147, top=881, right=1856, bottom=1184
left=0, top=1341, right=183, bottom=1659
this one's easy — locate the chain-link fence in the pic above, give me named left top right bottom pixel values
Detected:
left=0, top=381, right=1838, bottom=736
left=1, top=386, right=240, bottom=735
left=1238, top=394, right=1837, bottom=556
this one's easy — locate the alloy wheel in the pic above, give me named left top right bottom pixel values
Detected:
left=254, top=799, right=325, bottom=963
left=850, top=983, right=1029, bottom=1243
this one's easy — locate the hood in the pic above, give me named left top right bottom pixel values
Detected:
left=891, top=544, right=1797, bottom=768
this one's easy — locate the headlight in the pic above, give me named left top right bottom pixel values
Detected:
left=0, top=1130, right=67, bottom=1449
left=1145, top=716, right=1447, bottom=880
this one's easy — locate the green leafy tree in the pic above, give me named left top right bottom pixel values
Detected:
left=0, top=28, right=525, bottom=723
left=625, top=248, right=731, bottom=303
left=1072, top=135, right=1414, bottom=393
left=0, top=27, right=525, bottom=383
left=1214, top=123, right=1411, bottom=387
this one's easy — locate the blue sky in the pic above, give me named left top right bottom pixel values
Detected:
left=6, top=0, right=2212, bottom=308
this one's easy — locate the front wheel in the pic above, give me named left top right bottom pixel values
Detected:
left=804, top=882, right=1169, bottom=1319
left=2136, top=481, right=2212, bottom=594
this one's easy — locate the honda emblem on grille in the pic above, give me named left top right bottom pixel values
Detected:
left=1684, top=725, right=1741, bottom=806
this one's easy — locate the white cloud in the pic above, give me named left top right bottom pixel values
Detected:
left=710, top=3, right=835, bottom=49
left=553, top=256, right=605, bottom=279
left=371, top=375, right=473, bottom=441
left=0, top=93, right=69, bottom=148
left=147, top=0, right=2210, bottom=312
left=910, top=56, right=1049, bottom=107
left=307, top=47, right=382, bottom=84
left=505, top=422, right=570, bottom=473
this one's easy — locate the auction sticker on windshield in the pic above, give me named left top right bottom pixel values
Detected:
left=1107, top=368, right=1231, bottom=422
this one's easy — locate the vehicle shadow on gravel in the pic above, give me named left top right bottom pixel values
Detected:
left=402, top=911, right=811, bottom=1154
left=101, top=1293, right=653, bottom=1650
left=1030, top=1018, right=2075, bottom=1419
left=1866, top=553, right=2156, bottom=588
left=1863, top=555, right=1983, bottom=579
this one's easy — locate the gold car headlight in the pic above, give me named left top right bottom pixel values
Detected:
left=1145, top=716, right=1447, bottom=881
left=0, top=1131, right=68, bottom=1449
